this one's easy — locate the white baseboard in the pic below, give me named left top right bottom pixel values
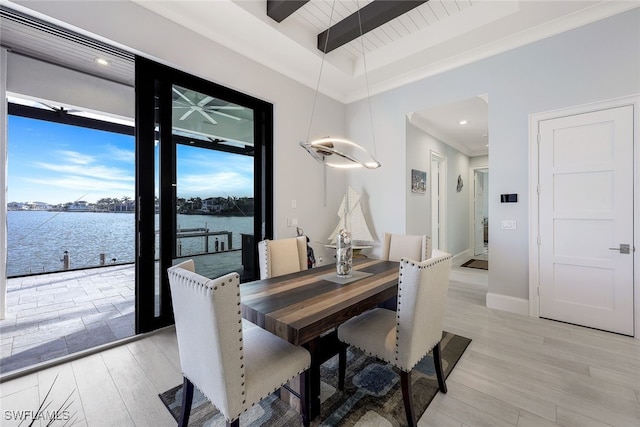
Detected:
left=452, top=249, right=471, bottom=265
left=486, top=292, right=529, bottom=316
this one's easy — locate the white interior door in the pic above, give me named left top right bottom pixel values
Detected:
left=474, top=169, right=487, bottom=255
left=431, top=152, right=446, bottom=251
left=431, top=156, right=440, bottom=250
left=538, top=105, right=634, bottom=335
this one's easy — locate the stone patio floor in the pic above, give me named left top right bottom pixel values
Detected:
left=0, top=264, right=135, bottom=376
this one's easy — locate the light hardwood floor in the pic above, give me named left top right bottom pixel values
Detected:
left=1, top=266, right=639, bottom=426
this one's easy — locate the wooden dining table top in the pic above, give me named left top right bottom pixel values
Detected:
left=240, top=257, right=400, bottom=346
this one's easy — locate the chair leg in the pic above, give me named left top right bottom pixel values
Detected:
left=179, top=377, right=194, bottom=427
left=226, top=420, right=239, bottom=427
left=433, top=341, right=447, bottom=393
left=300, top=369, right=311, bottom=427
left=338, top=344, right=347, bottom=391
left=400, top=371, right=417, bottom=427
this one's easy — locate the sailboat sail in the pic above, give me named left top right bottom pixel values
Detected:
left=328, top=186, right=374, bottom=246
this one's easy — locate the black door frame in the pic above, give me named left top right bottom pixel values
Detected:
left=135, top=57, right=273, bottom=333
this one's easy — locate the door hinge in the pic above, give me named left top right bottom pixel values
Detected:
left=537, top=185, right=540, bottom=195
left=537, top=235, right=541, bottom=245
left=537, top=133, right=541, bottom=144
left=537, top=287, right=540, bottom=296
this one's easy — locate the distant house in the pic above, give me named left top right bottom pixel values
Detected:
left=114, top=200, right=135, bottom=212
left=67, top=201, right=91, bottom=211
left=7, top=202, right=24, bottom=211
left=25, top=201, right=50, bottom=211
left=7, top=201, right=52, bottom=210
left=202, top=197, right=225, bottom=213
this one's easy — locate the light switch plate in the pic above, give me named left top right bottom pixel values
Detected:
left=501, top=220, right=517, bottom=230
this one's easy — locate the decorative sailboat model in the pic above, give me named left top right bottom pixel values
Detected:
left=327, top=187, right=375, bottom=278
left=327, top=186, right=375, bottom=249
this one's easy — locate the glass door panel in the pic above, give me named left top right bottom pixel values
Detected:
left=175, top=145, right=254, bottom=278
left=171, top=85, right=256, bottom=280
left=135, top=57, right=272, bottom=333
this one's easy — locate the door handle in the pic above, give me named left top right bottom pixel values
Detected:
left=609, top=244, right=631, bottom=254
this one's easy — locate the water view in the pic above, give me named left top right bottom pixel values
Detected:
left=7, top=211, right=253, bottom=277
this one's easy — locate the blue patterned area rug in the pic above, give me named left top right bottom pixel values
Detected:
left=159, top=332, right=471, bottom=426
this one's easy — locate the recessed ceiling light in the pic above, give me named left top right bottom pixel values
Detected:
left=95, top=58, right=109, bottom=66
left=459, top=120, right=468, bottom=125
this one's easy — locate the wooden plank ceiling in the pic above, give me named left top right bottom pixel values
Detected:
left=268, top=0, right=429, bottom=53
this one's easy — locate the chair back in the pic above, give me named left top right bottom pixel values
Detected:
left=395, top=252, right=452, bottom=371
left=167, top=260, right=245, bottom=421
left=258, top=236, right=308, bottom=279
left=381, top=233, right=432, bottom=262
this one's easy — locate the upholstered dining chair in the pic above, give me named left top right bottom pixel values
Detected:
left=337, top=252, right=452, bottom=427
left=258, top=236, right=308, bottom=279
left=167, top=260, right=311, bottom=427
left=380, top=232, right=432, bottom=262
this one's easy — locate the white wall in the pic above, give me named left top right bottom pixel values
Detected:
left=8, top=0, right=348, bottom=263
left=470, top=155, right=489, bottom=170
left=405, top=121, right=431, bottom=239
left=405, top=121, right=471, bottom=258
left=346, top=8, right=640, bottom=307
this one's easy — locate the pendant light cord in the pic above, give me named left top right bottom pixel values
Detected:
left=356, top=0, right=378, bottom=161
left=306, top=0, right=336, bottom=144
left=302, top=0, right=380, bottom=169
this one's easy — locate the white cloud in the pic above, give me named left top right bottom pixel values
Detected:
left=33, top=162, right=133, bottom=182
left=106, top=145, right=135, bottom=162
left=57, top=150, right=95, bottom=165
left=23, top=175, right=134, bottom=202
left=179, top=171, right=253, bottom=198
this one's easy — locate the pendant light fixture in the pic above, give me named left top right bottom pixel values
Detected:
left=299, top=0, right=381, bottom=169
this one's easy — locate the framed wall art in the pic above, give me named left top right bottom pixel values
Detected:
left=411, top=169, right=427, bottom=193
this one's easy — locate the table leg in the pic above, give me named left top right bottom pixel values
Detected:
left=303, top=329, right=346, bottom=420
left=304, top=338, right=322, bottom=420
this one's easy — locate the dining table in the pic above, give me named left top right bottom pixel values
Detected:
left=240, top=257, right=400, bottom=420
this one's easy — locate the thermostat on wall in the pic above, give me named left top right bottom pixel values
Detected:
left=500, top=194, right=518, bottom=203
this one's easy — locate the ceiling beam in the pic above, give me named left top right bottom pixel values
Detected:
left=318, top=0, right=428, bottom=53
left=266, top=0, right=309, bottom=23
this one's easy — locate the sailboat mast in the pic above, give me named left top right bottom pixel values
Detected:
left=343, top=185, right=349, bottom=231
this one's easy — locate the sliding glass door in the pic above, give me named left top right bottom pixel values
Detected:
left=135, top=57, right=273, bottom=332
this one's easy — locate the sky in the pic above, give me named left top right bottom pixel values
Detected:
left=7, top=115, right=254, bottom=205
